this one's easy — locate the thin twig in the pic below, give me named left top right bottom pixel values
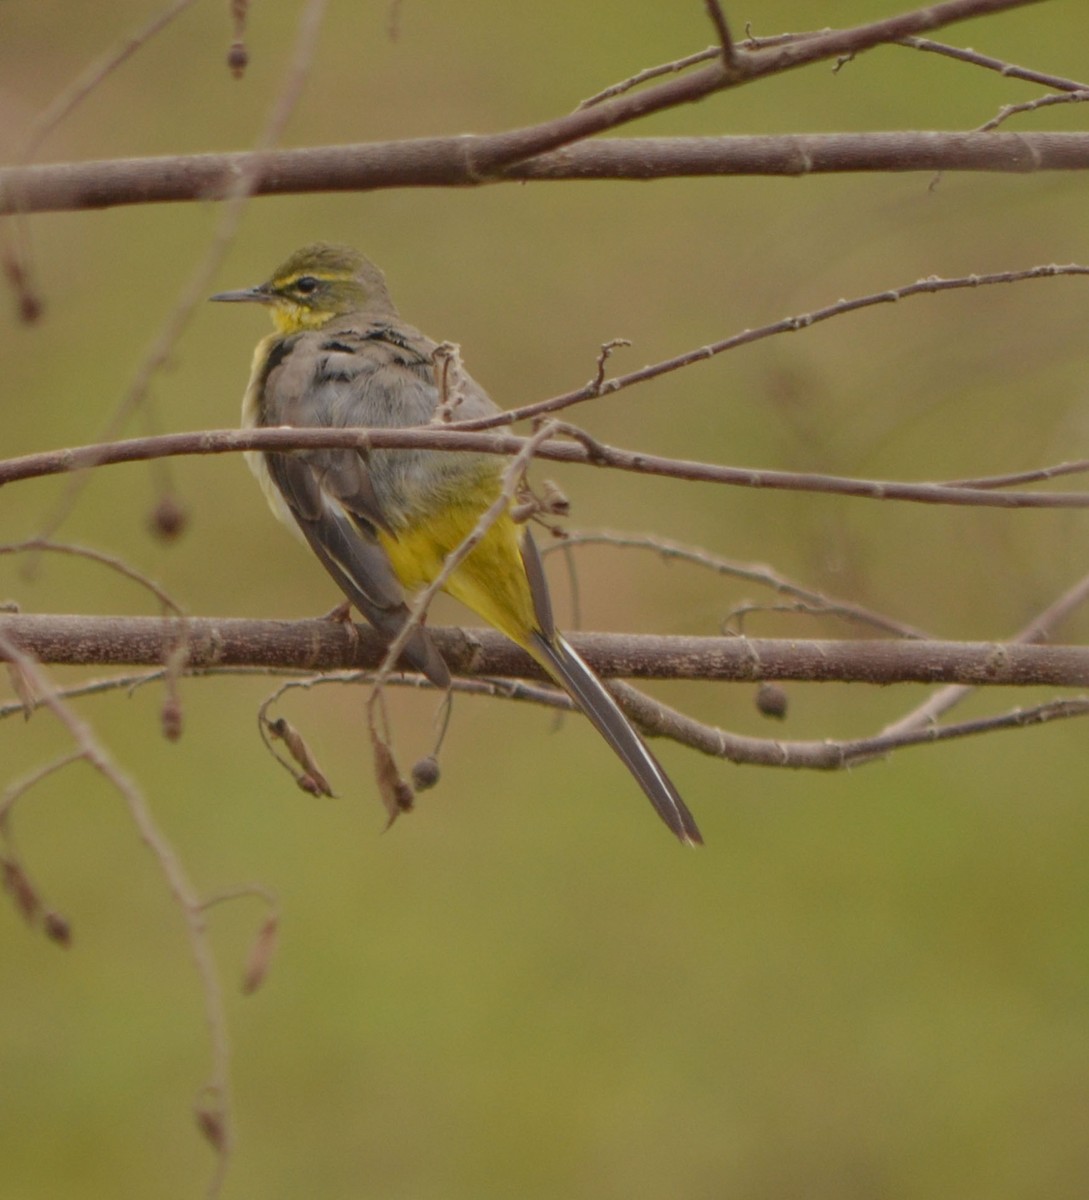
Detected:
left=0, top=750, right=84, bottom=827
left=977, top=89, right=1089, bottom=133
left=897, top=33, right=1089, bottom=93
left=546, top=531, right=932, bottom=639
left=3, top=261, right=1089, bottom=511
left=362, top=422, right=561, bottom=811
left=880, top=567, right=1089, bottom=738
left=945, top=460, right=1089, bottom=490
left=742, top=25, right=1089, bottom=93
left=0, top=630, right=235, bottom=1195
left=32, top=0, right=331, bottom=546
left=452, top=262, right=1089, bottom=432
left=609, top=678, right=1089, bottom=766
left=256, top=676, right=337, bottom=795
left=577, top=47, right=719, bottom=110
left=0, top=539, right=184, bottom=615
left=14, top=0, right=199, bottom=163
left=1, top=0, right=198, bottom=319
left=704, top=0, right=738, bottom=68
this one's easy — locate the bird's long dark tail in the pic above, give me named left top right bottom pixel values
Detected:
left=528, top=630, right=703, bottom=846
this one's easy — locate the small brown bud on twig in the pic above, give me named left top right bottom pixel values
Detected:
left=266, top=717, right=334, bottom=796
left=228, top=0, right=250, bottom=77
left=2, top=857, right=41, bottom=923
left=227, top=41, right=248, bottom=78
left=43, top=910, right=72, bottom=946
left=160, top=696, right=183, bottom=741
left=241, top=914, right=279, bottom=995
left=195, top=1102, right=227, bottom=1152
left=148, top=494, right=188, bottom=542
left=372, top=741, right=413, bottom=826
left=590, top=338, right=632, bottom=392
left=755, top=682, right=789, bottom=720
left=1, top=248, right=43, bottom=324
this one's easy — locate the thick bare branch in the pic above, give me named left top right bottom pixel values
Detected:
left=610, top=680, right=1089, bottom=767
left=4, top=423, right=1089, bottom=511
left=0, top=0, right=1047, bottom=216
left=6, top=130, right=1088, bottom=215
left=4, top=613, right=1089, bottom=689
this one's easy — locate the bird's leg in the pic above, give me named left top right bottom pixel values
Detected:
left=320, top=598, right=353, bottom=623
left=319, top=598, right=364, bottom=657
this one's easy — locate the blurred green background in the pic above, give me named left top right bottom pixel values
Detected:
left=3, top=2, right=1089, bottom=1197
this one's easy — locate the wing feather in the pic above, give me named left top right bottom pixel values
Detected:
left=256, top=330, right=452, bottom=687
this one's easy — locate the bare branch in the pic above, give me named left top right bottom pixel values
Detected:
left=610, top=679, right=1089, bottom=767
left=3, top=266, right=1087, bottom=519
left=743, top=25, right=1089, bottom=91
left=977, top=89, right=1089, bottom=133
left=6, top=420, right=1089, bottom=511
left=585, top=26, right=1086, bottom=115
left=460, top=263, right=1089, bottom=431
left=0, top=1, right=1049, bottom=216
left=5, top=652, right=1088, bottom=782
left=6, top=613, right=1089, bottom=690
left=9, top=128, right=1089, bottom=216
left=577, top=47, right=719, bottom=110
left=896, top=33, right=1089, bottom=92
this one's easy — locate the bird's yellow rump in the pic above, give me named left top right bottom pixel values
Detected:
left=212, top=243, right=701, bottom=845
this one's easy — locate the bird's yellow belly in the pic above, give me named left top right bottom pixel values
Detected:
left=378, top=506, right=538, bottom=651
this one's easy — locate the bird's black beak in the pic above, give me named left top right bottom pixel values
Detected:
left=209, top=284, right=270, bottom=304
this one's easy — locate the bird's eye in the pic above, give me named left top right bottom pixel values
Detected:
left=294, top=275, right=319, bottom=295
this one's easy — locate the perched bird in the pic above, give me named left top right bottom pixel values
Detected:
left=211, top=244, right=702, bottom=845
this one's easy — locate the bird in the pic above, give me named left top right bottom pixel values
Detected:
left=211, top=243, right=702, bottom=845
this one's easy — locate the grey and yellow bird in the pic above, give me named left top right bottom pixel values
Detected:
left=212, top=244, right=702, bottom=845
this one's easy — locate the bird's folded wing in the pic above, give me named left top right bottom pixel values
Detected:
left=264, top=450, right=451, bottom=688
left=519, top=526, right=556, bottom=641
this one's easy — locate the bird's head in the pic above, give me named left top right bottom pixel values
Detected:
left=211, top=243, right=397, bottom=333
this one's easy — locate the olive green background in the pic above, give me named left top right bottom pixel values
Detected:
left=3, top=2, right=1089, bottom=1197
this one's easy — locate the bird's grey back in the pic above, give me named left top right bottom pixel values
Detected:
left=261, top=314, right=504, bottom=531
